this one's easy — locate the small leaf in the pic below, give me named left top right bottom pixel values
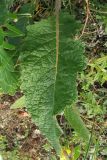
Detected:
left=0, top=46, right=17, bottom=94
left=73, top=146, right=81, bottom=160
left=0, top=28, right=4, bottom=45
left=64, top=106, right=90, bottom=142
left=2, top=41, right=15, bottom=50
left=5, top=23, right=24, bottom=36
left=11, top=96, right=25, bottom=109
left=0, top=36, right=4, bottom=45
left=0, top=155, right=3, bottom=160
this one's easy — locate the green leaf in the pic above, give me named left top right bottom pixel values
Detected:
left=2, top=41, right=15, bottom=50
left=0, top=32, right=4, bottom=45
left=0, top=0, right=8, bottom=25
left=64, top=106, right=90, bottom=142
left=0, top=46, right=17, bottom=94
left=0, top=0, right=17, bottom=25
left=0, top=27, right=19, bottom=38
left=0, top=39, right=3, bottom=46
left=6, top=0, right=14, bottom=7
left=5, top=23, right=24, bottom=37
left=21, top=12, right=86, bottom=154
left=11, top=96, right=25, bottom=109
left=73, top=146, right=81, bottom=160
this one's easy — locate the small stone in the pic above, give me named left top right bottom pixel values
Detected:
left=32, top=129, right=41, bottom=139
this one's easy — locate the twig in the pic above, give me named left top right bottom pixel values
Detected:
left=79, top=0, right=91, bottom=38
left=91, top=8, right=107, bottom=14
left=83, top=122, right=94, bottom=160
left=81, top=115, right=102, bottom=129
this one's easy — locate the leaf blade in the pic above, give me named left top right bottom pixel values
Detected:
left=21, top=12, right=86, bottom=154
left=0, top=46, right=17, bottom=94
left=64, top=106, right=90, bottom=142
left=5, top=23, right=24, bottom=37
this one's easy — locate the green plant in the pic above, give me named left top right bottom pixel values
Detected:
left=0, top=0, right=91, bottom=156
left=78, top=54, right=107, bottom=118
left=20, top=11, right=90, bottom=154
left=2, top=0, right=107, bottom=157
left=0, top=135, right=31, bottom=160
left=0, top=0, right=25, bottom=94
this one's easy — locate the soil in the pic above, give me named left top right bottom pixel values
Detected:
left=0, top=93, right=107, bottom=160
left=0, top=93, right=51, bottom=160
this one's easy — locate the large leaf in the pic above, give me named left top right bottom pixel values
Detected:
left=21, top=12, right=86, bottom=154
left=0, top=46, right=17, bottom=94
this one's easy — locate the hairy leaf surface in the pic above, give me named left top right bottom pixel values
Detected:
left=21, top=12, right=86, bottom=154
